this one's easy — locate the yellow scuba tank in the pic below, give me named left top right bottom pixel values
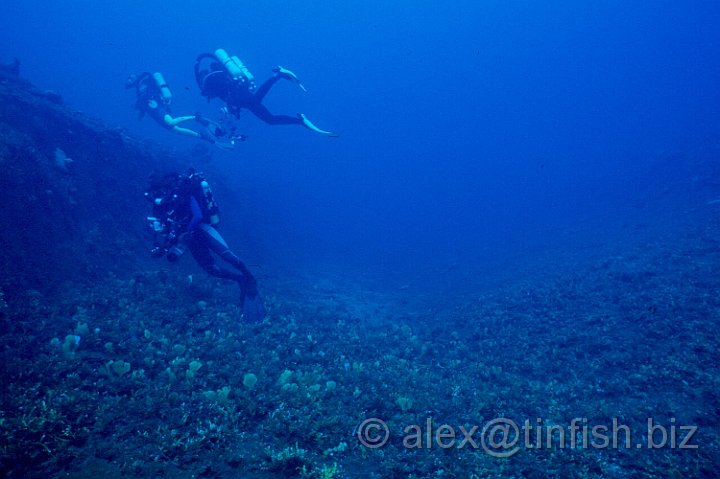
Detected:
left=231, top=55, right=254, bottom=84
left=152, top=72, right=172, bottom=104
left=214, top=49, right=242, bottom=79
left=214, top=48, right=254, bottom=84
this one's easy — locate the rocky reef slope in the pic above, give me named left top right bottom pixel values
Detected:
left=0, top=64, right=186, bottom=294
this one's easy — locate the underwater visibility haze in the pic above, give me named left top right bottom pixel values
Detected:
left=1, top=1, right=720, bottom=477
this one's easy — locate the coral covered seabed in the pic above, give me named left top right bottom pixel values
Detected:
left=1, top=65, right=719, bottom=478
left=2, top=216, right=719, bottom=478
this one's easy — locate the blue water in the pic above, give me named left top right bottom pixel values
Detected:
left=3, top=1, right=719, bottom=291
left=3, top=2, right=720, bottom=477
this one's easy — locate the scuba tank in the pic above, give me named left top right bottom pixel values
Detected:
left=231, top=55, right=255, bottom=84
left=214, top=48, right=255, bottom=84
left=152, top=72, right=173, bottom=104
left=200, top=180, right=221, bottom=226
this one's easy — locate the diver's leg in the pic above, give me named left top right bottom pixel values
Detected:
left=186, top=230, right=243, bottom=281
left=162, top=114, right=202, bottom=138
left=196, top=224, right=254, bottom=277
left=172, top=126, right=201, bottom=138
left=164, top=114, right=196, bottom=126
left=253, top=75, right=282, bottom=102
left=163, top=114, right=226, bottom=145
left=247, top=102, right=302, bottom=126
left=194, top=224, right=263, bottom=319
left=272, top=66, right=306, bottom=91
left=256, top=68, right=304, bottom=99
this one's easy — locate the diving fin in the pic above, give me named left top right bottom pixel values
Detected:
left=242, top=293, right=267, bottom=323
left=239, top=275, right=266, bottom=322
left=273, top=65, right=306, bottom=92
left=298, top=114, right=339, bottom=137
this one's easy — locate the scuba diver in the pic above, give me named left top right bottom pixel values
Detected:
left=145, top=169, right=266, bottom=322
left=126, top=72, right=243, bottom=149
left=194, top=48, right=338, bottom=137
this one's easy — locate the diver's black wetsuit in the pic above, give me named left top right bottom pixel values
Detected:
left=229, top=75, right=301, bottom=125
left=186, top=222, right=254, bottom=285
left=196, top=60, right=301, bottom=126
left=149, top=173, right=264, bottom=320
left=175, top=190, right=256, bottom=290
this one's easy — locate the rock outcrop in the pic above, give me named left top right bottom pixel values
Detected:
left=0, top=62, right=186, bottom=294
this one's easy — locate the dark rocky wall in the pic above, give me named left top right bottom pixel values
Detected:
left=0, top=66, right=183, bottom=295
